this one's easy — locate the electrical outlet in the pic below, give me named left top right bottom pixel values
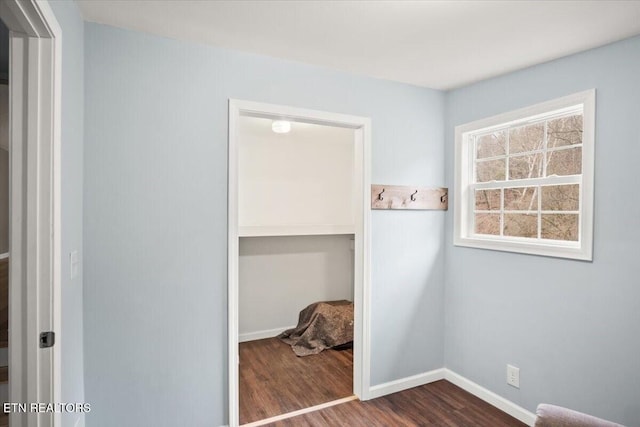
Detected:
left=507, top=364, right=520, bottom=388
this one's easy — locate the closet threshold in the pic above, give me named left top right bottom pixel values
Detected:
left=240, top=395, right=358, bottom=427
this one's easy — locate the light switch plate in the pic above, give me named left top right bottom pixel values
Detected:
left=70, top=250, right=79, bottom=280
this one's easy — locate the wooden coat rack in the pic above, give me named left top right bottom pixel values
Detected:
left=371, top=184, right=448, bottom=210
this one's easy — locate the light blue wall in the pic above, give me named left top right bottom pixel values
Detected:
left=83, top=23, right=445, bottom=427
left=444, top=36, right=640, bottom=425
left=48, top=1, right=86, bottom=426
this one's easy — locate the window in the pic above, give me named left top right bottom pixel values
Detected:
left=454, top=90, right=595, bottom=260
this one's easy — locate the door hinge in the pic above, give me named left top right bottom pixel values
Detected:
left=39, top=331, right=55, bottom=348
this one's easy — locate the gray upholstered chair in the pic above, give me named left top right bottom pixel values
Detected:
left=534, top=404, right=625, bottom=427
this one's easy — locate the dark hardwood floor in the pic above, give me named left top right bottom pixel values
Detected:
left=0, top=257, right=8, bottom=347
left=239, top=337, right=353, bottom=424
left=265, top=380, right=528, bottom=427
left=240, top=338, right=527, bottom=426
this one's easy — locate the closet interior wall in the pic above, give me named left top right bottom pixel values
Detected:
left=238, top=116, right=357, bottom=341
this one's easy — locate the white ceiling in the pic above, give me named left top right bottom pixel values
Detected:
left=77, top=0, right=640, bottom=90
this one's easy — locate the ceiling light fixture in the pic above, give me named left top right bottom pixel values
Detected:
left=272, top=120, right=291, bottom=134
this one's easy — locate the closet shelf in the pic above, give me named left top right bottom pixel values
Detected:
left=239, top=224, right=355, bottom=237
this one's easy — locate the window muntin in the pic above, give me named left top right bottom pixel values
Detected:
left=471, top=111, right=582, bottom=243
left=454, top=90, right=595, bottom=260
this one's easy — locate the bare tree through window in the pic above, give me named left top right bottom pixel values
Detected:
left=473, top=115, right=582, bottom=241
left=456, top=90, right=594, bottom=260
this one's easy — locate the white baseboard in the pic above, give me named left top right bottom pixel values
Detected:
left=365, top=368, right=535, bottom=426
left=238, top=326, right=294, bottom=343
left=444, top=369, right=536, bottom=426
left=225, top=364, right=535, bottom=426
left=367, top=368, right=445, bottom=400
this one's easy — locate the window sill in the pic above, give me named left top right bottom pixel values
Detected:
left=453, top=236, right=592, bottom=261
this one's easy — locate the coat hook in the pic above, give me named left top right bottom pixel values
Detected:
left=378, top=188, right=385, bottom=201
left=410, top=190, right=418, bottom=201
left=440, top=192, right=448, bottom=203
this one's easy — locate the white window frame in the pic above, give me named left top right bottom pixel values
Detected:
left=454, top=90, right=595, bottom=261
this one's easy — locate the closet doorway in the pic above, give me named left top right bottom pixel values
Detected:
left=0, top=2, right=63, bottom=426
left=228, top=100, right=371, bottom=426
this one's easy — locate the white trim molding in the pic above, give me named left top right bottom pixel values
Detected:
left=223, top=365, right=536, bottom=425
left=444, top=370, right=536, bottom=426
left=454, top=89, right=595, bottom=261
left=228, top=99, right=372, bottom=427
left=0, top=1, right=63, bottom=426
left=238, top=326, right=295, bottom=343
left=364, top=368, right=535, bottom=425
left=368, top=368, right=445, bottom=400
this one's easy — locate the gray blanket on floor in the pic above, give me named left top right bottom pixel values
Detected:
left=278, top=300, right=354, bottom=356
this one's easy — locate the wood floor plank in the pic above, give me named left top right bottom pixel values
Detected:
left=240, top=337, right=527, bottom=426
left=0, top=257, right=8, bottom=348
left=239, top=337, right=353, bottom=424
left=0, top=365, right=7, bottom=384
left=264, top=381, right=528, bottom=427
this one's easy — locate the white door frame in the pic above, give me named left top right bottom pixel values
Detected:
left=0, top=1, right=62, bottom=426
left=228, top=99, right=372, bottom=426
